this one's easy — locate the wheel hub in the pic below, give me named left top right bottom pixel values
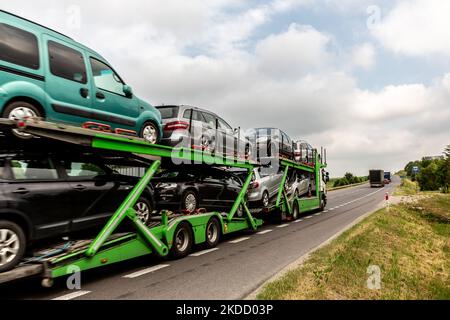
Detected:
left=8, top=106, right=38, bottom=137
left=143, top=125, right=157, bottom=144
left=0, top=229, right=20, bottom=265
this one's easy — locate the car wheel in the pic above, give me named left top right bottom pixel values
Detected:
left=245, top=144, right=251, bottom=160
left=134, top=197, right=152, bottom=225
left=182, top=191, right=198, bottom=212
left=262, top=191, right=270, bottom=208
left=205, top=217, right=220, bottom=249
left=140, top=122, right=159, bottom=144
left=170, top=222, right=193, bottom=259
left=236, top=204, right=245, bottom=218
left=0, top=220, right=26, bottom=273
left=3, top=102, right=42, bottom=139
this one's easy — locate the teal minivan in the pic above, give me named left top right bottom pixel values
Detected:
left=0, top=10, right=162, bottom=143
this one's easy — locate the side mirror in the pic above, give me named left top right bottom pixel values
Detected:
left=325, top=172, right=330, bottom=183
left=123, top=85, right=133, bottom=98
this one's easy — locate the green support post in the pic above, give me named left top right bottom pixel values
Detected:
left=228, top=167, right=254, bottom=222
left=276, top=165, right=290, bottom=207
left=86, top=160, right=162, bottom=257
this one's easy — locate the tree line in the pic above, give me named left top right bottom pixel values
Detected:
left=404, top=145, right=450, bottom=193
left=332, top=172, right=369, bottom=188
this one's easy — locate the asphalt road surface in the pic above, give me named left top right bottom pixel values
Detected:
left=1, top=177, right=399, bottom=300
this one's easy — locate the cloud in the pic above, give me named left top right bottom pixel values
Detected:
left=256, top=24, right=332, bottom=78
left=372, top=0, right=450, bottom=56
left=351, top=43, right=376, bottom=70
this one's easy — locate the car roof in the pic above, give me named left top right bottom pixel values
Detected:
left=0, top=10, right=106, bottom=61
left=155, top=105, right=219, bottom=117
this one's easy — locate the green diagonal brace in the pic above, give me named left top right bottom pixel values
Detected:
left=86, top=160, right=162, bottom=257
left=276, top=165, right=290, bottom=207
left=228, top=167, right=254, bottom=222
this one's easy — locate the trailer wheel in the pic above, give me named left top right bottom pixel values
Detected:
left=171, top=222, right=194, bottom=259
left=319, top=195, right=326, bottom=211
left=0, top=220, right=26, bottom=273
left=205, top=217, right=220, bottom=249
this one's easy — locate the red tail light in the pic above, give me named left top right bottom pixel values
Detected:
left=249, top=182, right=260, bottom=189
left=164, top=121, right=189, bottom=131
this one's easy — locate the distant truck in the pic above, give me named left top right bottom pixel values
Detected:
left=384, top=171, right=391, bottom=184
left=369, top=170, right=385, bottom=188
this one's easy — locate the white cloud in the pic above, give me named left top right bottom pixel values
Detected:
left=256, top=24, right=332, bottom=78
left=372, top=0, right=450, bottom=56
left=352, top=43, right=376, bottom=70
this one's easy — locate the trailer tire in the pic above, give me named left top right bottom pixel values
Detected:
left=0, top=220, right=26, bottom=273
left=170, top=222, right=194, bottom=259
left=204, top=217, right=221, bottom=249
left=319, top=195, right=326, bottom=211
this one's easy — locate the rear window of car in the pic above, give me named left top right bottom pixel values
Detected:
left=0, top=23, right=40, bottom=70
left=157, top=106, right=179, bottom=119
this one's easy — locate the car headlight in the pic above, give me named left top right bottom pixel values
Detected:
left=156, top=183, right=178, bottom=189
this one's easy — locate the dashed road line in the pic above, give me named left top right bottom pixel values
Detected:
left=123, top=264, right=170, bottom=278
left=229, top=237, right=251, bottom=244
left=305, top=216, right=312, bottom=219
left=52, top=291, right=91, bottom=300
left=277, top=224, right=289, bottom=228
left=257, top=229, right=273, bottom=235
left=189, top=248, right=219, bottom=257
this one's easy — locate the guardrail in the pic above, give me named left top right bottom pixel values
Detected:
left=328, top=181, right=369, bottom=192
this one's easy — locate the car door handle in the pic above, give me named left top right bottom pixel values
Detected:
left=73, top=184, right=87, bottom=191
left=13, top=188, right=29, bottom=195
left=96, top=92, right=105, bottom=99
left=80, top=88, right=89, bottom=98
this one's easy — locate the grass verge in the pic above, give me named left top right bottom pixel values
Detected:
left=257, top=193, right=450, bottom=300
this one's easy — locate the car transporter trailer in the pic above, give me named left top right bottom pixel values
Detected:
left=0, top=118, right=327, bottom=287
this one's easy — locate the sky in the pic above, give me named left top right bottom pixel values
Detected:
left=2, top=0, right=450, bottom=176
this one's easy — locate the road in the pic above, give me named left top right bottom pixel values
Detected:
left=0, top=178, right=399, bottom=300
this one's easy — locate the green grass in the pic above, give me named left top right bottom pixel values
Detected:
left=394, top=178, right=420, bottom=196
left=257, top=193, right=450, bottom=300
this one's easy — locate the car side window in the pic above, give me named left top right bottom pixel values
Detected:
left=64, top=162, right=106, bottom=179
left=192, top=110, right=203, bottom=122
left=10, top=158, right=58, bottom=180
left=183, top=109, right=192, bottom=120
left=48, top=41, right=87, bottom=83
left=201, top=113, right=216, bottom=128
left=0, top=23, right=40, bottom=70
left=90, top=58, right=125, bottom=96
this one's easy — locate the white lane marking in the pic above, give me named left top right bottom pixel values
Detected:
left=229, top=237, right=250, bottom=244
left=306, top=216, right=313, bottom=219
left=189, top=248, right=219, bottom=257
left=323, top=210, right=329, bottom=213
left=315, top=213, right=322, bottom=216
left=123, top=264, right=170, bottom=278
left=329, top=208, right=335, bottom=211
left=294, top=219, right=303, bottom=223
left=277, top=224, right=289, bottom=228
left=257, top=229, right=273, bottom=235
left=52, top=291, right=91, bottom=301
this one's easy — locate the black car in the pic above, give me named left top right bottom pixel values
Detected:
left=245, top=128, right=293, bottom=160
left=0, top=148, right=154, bottom=272
left=153, top=165, right=244, bottom=215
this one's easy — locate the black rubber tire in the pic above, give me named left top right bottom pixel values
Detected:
left=319, top=195, right=326, bottom=211
left=133, top=197, right=153, bottom=225
left=2, top=101, right=42, bottom=140
left=0, top=220, right=26, bottom=273
left=181, top=190, right=199, bottom=212
left=204, top=217, right=221, bottom=249
left=170, top=222, right=194, bottom=259
left=140, top=122, right=159, bottom=144
left=261, top=191, right=270, bottom=208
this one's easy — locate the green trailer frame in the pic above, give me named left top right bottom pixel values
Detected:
left=0, top=118, right=327, bottom=286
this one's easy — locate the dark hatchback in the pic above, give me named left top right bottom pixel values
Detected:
left=153, top=165, right=244, bottom=215
left=0, top=146, right=154, bottom=272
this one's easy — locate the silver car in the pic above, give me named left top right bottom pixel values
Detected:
left=293, top=140, right=315, bottom=164
left=285, top=171, right=311, bottom=198
left=231, top=166, right=283, bottom=208
left=156, top=105, right=251, bottom=159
